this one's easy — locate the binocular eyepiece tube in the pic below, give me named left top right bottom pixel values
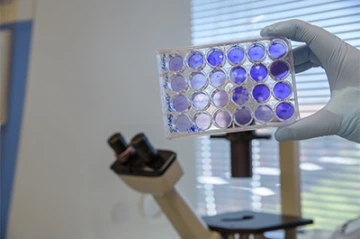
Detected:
left=108, top=133, right=128, bottom=155
left=108, top=132, right=161, bottom=167
left=130, top=133, right=159, bottom=164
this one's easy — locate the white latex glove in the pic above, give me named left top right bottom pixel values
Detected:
left=330, top=217, right=360, bottom=239
left=260, top=19, right=360, bottom=143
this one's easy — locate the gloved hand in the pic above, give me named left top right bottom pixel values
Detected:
left=260, top=19, right=360, bottom=143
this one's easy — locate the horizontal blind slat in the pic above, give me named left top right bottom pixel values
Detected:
left=192, top=2, right=359, bottom=26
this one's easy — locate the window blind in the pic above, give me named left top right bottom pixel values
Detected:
left=192, top=0, right=360, bottom=230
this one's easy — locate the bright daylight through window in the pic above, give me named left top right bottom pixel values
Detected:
left=192, top=0, right=360, bottom=230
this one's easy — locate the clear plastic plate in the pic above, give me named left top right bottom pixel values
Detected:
left=156, top=37, right=299, bottom=139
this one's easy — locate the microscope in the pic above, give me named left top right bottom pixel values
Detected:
left=107, top=132, right=313, bottom=239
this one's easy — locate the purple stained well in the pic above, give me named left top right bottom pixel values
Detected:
left=170, top=74, right=186, bottom=92
left=255, top=105, right=273, bottom=123
left=207, top=48, right=225, bottom=67
left=172, top=94, right=189, bottom=112
left=168, top=54, right=183, bottom=71
left=194, top=112, right=212, bottom=130
left=189, top=72, right=207, bottom=90
left=175, top=114, right=192, bottom=132
left=252, top=84, right=270, bottom=103
left=192, top=92, right=209, bottom=110
left=268, top=40, right=287, bottom=59
left=232, top=86, right=250, bottom=105
left=214, top=110, right=232, bottom=128
left=273, top=82, right=292, bottom=99
left=210, top=69, right=226, bottom=87
left=276, top=102, right=294, bottom=120
left=248, top=43, right=266, bottom=62
left=227, top=46, right=245, bottom=64
left=230, top=66, right=247, bottom=85
left=250, top=64, right=268, bottom=82
left=234, top=107, right=253, bottom=126
left=212, top=89, right=229, bottom=108
left=270, top=61, right=289, bottom=79
left=187, top=51, right=204, bottom=69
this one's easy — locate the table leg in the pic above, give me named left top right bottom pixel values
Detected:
left=285, top=229, right=297, bottom=239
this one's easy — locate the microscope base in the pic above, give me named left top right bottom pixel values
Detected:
left=202, top=210, right=313, bottom=239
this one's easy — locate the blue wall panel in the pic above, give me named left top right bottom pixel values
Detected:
left=0, top=20, right=32, bottom=239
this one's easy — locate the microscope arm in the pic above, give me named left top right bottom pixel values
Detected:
left=119, top=160, right=220, bottom=239
left=154, top=186, right=220, bottom=239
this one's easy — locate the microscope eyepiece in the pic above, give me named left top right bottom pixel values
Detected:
left=108, top=133, right=128, bottom=154
left=130, top=133, right=158, bottom=164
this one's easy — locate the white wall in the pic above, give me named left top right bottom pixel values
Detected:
left=8, top=1, right=194, bottom=239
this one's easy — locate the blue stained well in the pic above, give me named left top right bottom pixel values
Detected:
left=252, top=84, right=270, bottom=103
left=255, top=105, right=273, bottom=123
left=207, top=48, right=225, bottom=67
left=232, top=86, right=250, bottom=105
left=276, top=102, right=294, bottom=120
left=227, top=46, right=245, bottom=64
left=175, top=114, right=192, bottom=132
left=187, top=51, right=204, bottom=69
left=172, top=94, right=189, bottom=112
left=212, top=89, right=229, bottom=108
left=230, top=66, right=247, bottom=85
left=194, top=112, right=212, bottom=130
left=273, top=82, right=292, bottom=99
left=234, top=107, right=253, bottom=126
left=248, top=43, right=265, bottom=61
left=170, top=74, right=186, bottom=92
left=268, top=40, right=287, bottom=59
left=210, top=69, right=226, bottom=87
left=250, top=64, right=268, bottom=82
left=214, top=110, right=232, bottom=128
left=189, top=72, right=207, bottom=90
left=192, top=92, right=209, bottom=110
left=168, top=54, right=183, bottom=71
left=270, top=61, right=289, bottom=79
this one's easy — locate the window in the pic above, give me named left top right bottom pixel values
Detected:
left=192, top=0, right=360, bottom=230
